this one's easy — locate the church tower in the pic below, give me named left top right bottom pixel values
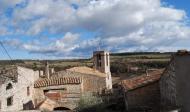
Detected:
left=45, top=61, right=50, bottom=79
left=93, top=51, right=112, bottom=89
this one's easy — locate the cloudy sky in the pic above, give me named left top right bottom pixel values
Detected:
left=0, top=0, right=190, bottom=59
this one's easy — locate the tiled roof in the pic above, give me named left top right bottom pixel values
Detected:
left=66, top=66, right=106, bottom=77
left=121, top=69, right=164, bottom=91
left=34, top=77, right=82, bottom=88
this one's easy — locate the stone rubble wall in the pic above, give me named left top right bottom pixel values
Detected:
left=160, top=56, right=178, bottom=109
left=34, top=84, right=82, bottom=111
left=126, top=81, right=161, bottom=112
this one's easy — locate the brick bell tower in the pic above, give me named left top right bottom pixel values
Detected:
left=93, top=51, right=112, bottom=89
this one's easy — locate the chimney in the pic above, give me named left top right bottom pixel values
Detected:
left=49, top=68, right=55, bottom=75
left=45, top=61, right=50, bottom=79
left=146, top=69, right=149, bottom=76
left=39, top=70, right=44, bottom=78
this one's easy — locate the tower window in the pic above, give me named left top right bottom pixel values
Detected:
left=7, top=96, right=13, bottom=106
left=106, top=54, right=109, bottom=66
left=98, top=54, right=101, bottom=60
left=6, top=83, right=13, bottom=90
left=97, top=54, right=101, bottom=67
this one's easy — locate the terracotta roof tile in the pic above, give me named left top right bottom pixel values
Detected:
left=121, top=69, right=164, bottom=91
left=34, top=77, right=82, bottom=88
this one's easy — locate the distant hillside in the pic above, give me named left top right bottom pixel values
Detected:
left=0, top=52, right=172, bottom=77
left=110, top=52, right=171, bottom=77
left=111, top=52, right=174, bottom=56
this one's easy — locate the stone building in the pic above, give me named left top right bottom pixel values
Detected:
left=121, top=69, right=164, bottom=112
left=0, top=66, right=40, bottom=111
left=34, top=76, right=82, bottom=111
left=33, top=51, right=112, bottom=111
left=0, top=50, right=113, bottom=111
left=160, top=50, right=190, bottom=112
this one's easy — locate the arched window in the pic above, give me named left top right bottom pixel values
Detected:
left=6, top=83, right=13, bottom=90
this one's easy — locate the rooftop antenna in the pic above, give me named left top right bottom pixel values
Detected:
left=97, top=39, right=101, bottom=51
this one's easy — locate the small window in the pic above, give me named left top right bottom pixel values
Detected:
left=0, top=100, right=1, bottom=109
left=106, top=54, right=109, bottom=66
left=98, top=54, right=101, bottom=60
left=97, top=54, right=102, bottom=67
left=6, top=83, right=13, bottom=90
left=7, top=96, right=13, bottom=106
left=27, top=87, right=30, bottom=96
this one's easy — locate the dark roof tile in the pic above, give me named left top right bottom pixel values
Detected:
left=121, top=69, right=164, bottom=91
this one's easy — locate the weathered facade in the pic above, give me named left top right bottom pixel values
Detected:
left=0, top=66, right=40, bottom=111
left=160, top=50, right=190, bottom=112
left=121, top=69, right=164, bottom=112
left=34, top=77, right=82, bottom=111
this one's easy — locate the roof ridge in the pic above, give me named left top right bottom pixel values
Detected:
left=34, top=77, right=82, bottom=88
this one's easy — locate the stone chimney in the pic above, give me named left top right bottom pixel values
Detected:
left=49, top=68, right=55, bottom=75
left=45, top=61, right=50, bottom=79
left=146, top=69, right=149, bottom=76
left=39, top=70, right=44, bottom=78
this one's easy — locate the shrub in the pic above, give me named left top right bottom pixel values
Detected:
left=77, top=92, right=103, bottom=111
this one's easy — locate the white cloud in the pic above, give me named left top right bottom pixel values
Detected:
left=58, top=32, right=79, bottom=44
left=12, top=0, right=77, bottom=35
left=0, top=0, right=22, bottom=13
left=11, top=0, right=187, bottom=37
left=4, top=32, right=80, bottom=57
left=1, top=0, right=190, bottom=57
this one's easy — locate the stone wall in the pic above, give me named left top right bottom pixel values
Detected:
left=126, top=81, right=160, bottom=112
left=174, top=54, right=190, bottom=112
left=160, top=56, right=178, bottom=110
left=34, top=84, right=82, bottom=111
left=55, top=70, right=107, bottom=92
left=33, top=69, right=109, bottom=111
left=0, top=66, right=39, bottom=112
left=160, top=54, right=190, bottom=111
